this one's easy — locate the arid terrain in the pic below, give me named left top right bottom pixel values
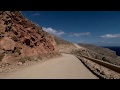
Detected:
left=0, top=11, right=120, bottom=79
left=1, top=54, right=98, bottom=79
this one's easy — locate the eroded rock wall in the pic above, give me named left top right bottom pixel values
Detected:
left=0, top=11, right=60, bottom=64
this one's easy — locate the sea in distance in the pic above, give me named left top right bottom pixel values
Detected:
left=102, top=46, right=120, bottom=56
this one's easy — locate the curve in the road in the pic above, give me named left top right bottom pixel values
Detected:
left=2, top=54, right=98, bottom=79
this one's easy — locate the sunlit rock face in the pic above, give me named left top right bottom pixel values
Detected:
left=0, top=11, right=60, bottom=64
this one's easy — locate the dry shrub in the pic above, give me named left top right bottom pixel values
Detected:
left=0, top=53, right=5, bottom=62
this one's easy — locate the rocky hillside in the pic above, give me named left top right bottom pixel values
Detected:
left=77, top=43, right=120, bottom=66
left=54, top=37, right=77, bottom=53
left=0, top=11, right=60, bottom=65
left=78, top=43, right=117, bottom=58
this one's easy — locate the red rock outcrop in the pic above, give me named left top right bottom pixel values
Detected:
left=0, top=11, right=60, bottom=64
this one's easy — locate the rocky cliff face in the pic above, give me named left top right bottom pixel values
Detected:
left=0, top=11, right=60, bottom=65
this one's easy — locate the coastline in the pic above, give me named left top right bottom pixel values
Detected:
left=102, top=46, right=120, bottom=56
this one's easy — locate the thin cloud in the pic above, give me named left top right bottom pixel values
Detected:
left=107, top=42, right=120, bottom=44
left=69, top=32, right=91, bottom=37
left=42, top=27, right=65, bottom=37
left=100, top=41, right=120, bottom=44
left=100, top=34, right=120, bottom=38
left=78, top=40, right=87, bottom=43
left=31, top=13, right=40, bottom=16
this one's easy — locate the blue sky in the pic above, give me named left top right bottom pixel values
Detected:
left=21, top=11, right=120, bottom=46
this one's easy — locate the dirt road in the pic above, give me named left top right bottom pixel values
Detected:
left=1, top=54, right=98, bottom=79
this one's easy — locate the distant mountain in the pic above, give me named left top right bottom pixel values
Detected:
left=102, top=46, right=120, bottom=56
left=78, top=43, right=120, bottom=66
left=78, top=43, right=117, bottom=58
left=0, top=11, right=60, bottom=65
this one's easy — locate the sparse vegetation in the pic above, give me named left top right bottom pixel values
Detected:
left=19, top=58, right=25, bottom=63
left=78, top=43, right=117, bottom=58
left=37, top=29, right=41, bottom=34
left=102, top=57, right=107, bottom=61
left=0, top=34, right=4, bottom=39
left=15, top=48, right=21, bottom=55
left=78, top=43, right=120, bottom=66
left=0, top=53, right=5, bottom=61
left=11, top=36, right=18, bottom=42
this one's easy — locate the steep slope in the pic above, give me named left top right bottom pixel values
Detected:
left=78, top=43, right=120, bottom=66
left=54, top=37, right=77, bottom=53
left=0, top=11, right=60, bottom=65
left=78, top=43, right=117, bottom=58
